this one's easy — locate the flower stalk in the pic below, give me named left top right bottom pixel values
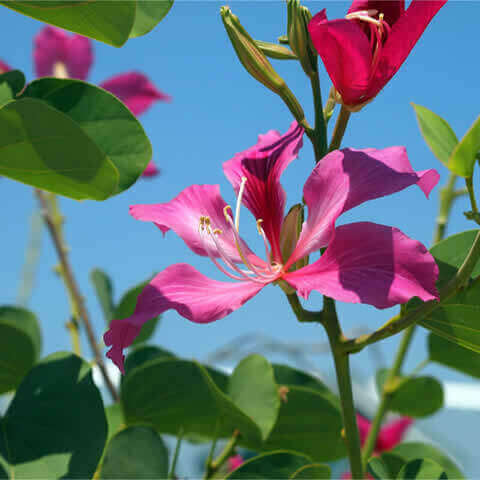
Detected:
left=329, top=105, right=351, bottom=152
left=204, top=430, right=240, bottom=479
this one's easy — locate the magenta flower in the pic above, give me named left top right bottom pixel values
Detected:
left=0, top=59, right=10, bottom=73
left=308, top=0, right=446, bottom=109
left=104, top=122, right=439, bottom=372
left=1, top=26, right=170, bottom=178
left=228, top=455, right=244, bottom=472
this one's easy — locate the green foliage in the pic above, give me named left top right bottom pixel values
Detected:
left=228, top=354, right=280, bottom=440
left=24, top=78, right=152, bottom=195
left=90, top=269, right=115, bottom=324
left=100, top=427, right=169, bottom=479
left=0, top=306, right=42, bottom=394
left=376, top=369, right=443, bottom=418
left=0, top=97, right=119, bottom=200
left=130, top=0, right=174, bottom=37
left=0, top=70, right=25, bottom=107
left=412, top=104, right=458, bottom=167
left=429, top=333, right=480, bottom=378
left=0, top=352, right=107, bottom=479
left=105, top=403, right=125, bottom=443
left=397, top=459, right=448, bottom=479
left=449, top=115, right=480, bottom=178
left=272, top=363, right=330, bottom=394
left=123, top=345, right=176, bottom=378
left=0, top=1, right=136, bottom=47
left=226, top=450, right=330, bottom=479
left=368, top=453, right=406, bottom=479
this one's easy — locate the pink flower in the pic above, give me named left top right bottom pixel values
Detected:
left=308, top=1, right=446, bottom=109
left=0, top=26, right=169, bottom=178
left=0, top=60, right=11, bottom=73
left=104, top=122, right=440, bottom=372
left=228, top=454, right=244, bottom=472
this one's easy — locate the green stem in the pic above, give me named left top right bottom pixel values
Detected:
left=168, top=427, right=184, bottom=480
left=205, top=430, right=240, bottom=479
left=362, top=325, right=416, bottom=463
left=323, top=302, right=364, bottom=479
left=328, top=105, right=351, bottom=152
left=35, top=189, right=119, bottom=402
left=66, top=318, right=82, bottom=356
left=323, top=86, right=337, bottom=125
left=466, top=176, right=480, bottom=225
left=309, top=71, right=327, bottom=161
left=286, top=293, right=322, bottom=323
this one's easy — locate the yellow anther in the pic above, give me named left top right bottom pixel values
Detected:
left=256, top=218, right=264, bottom=235
left=213, top=228, right=223, bottom=235
left=204, top=216, right=211, bottom=226
left=379, top=12, right=384, bottom=21
left=198, top=216, right=206, bottom=233
left=224, top=205, right=233, bottom=221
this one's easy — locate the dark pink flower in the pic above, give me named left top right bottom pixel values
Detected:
left=228, top=454, right=244, bottom=472
left=0, top=60, right=11, bottom=73
left=32, top=26, right=169, bottom=177
left=308, top=1, right=446, bottom=109
left=104, top=122, right=440, bottom=372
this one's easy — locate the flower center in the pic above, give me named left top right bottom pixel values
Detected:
left=346, top=9, right=391, bottom=77
left=53, top=61, right=69, bottom=79
left=198, top=177, right=282, bottom=284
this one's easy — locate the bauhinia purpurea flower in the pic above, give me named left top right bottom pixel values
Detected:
left=1, top=26, right=170, bottom=177
left=308, top=0, right=447, bottom=110
left=104, top=122, right=440, bottom=372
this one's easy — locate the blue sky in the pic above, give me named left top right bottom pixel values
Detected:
left=1, top=1, right=479, bottom=475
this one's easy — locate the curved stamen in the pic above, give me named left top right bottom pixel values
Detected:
left=257, top=219, right=274, bottom=274
left=235, top=176, right=248, bottom=231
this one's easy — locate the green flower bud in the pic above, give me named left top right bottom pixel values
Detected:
left=255, top=40, right=297, bottom=60
left=287, top=0, right=317, bottom=77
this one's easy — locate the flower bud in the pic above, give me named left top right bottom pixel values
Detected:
left=287, top=0, right=317, bottom=77
left=280, top=203, right=308, bottom=270
left=255, top=40, right=297, bottom=60
left=221, top=6, right=305, bottom=123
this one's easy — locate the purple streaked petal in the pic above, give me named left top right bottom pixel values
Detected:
left=130, top=184, right=264, bottom=267
left=284, top=222, right=439, bottom=309
left=223, top=121, right=304, bottom=262
left=287, top=147, right=439, bottom=267
left=104, top=263, right=264, bottom=372
left=100, top=72, right=171, bottom=116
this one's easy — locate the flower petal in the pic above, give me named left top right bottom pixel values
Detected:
left=130, top=184, right=264, bottom=266
left=100, top=72, right=171, bottom=116
left=377, top=417, right=413, bottom=451
left=356, top=414, right=372, bottom=446
left=223, top=122, right=304, bottom=262
left=284, top=222, right=439, bottom=309
left=104, top=263, right=264, bottom=372
left=348, top=1, right=405, bottom=27
left=288, top=147, right=439, bottom=266
left=34, top=26, right=92, bottom=79
left=308, top=11, right=373, bottom=106
left=0, top=60, right=11, bottom=73
left=370, top=0, right=446, bottom=99
left=141, top=160, right=160, bottom=178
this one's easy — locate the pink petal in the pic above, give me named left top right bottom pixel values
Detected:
left=288, top=147, right=439, bottom=266
left=356, top=413, right=372, bottom=446
left=348, top=1, right=405, bottom=27
left=34, top=26, right=92, bottom=80
left=130, top=184, right=264, bottom=267
left=141, top=160, right=160, bottom=178
left=104, top=263, right=264, bottom=372
left=284, top=222, right=439, bottom=309
left=308, top=11, right=373, bottom=106
left=377, top=417, right=413, bottom=452
left=100, top=72, right=171, bottom=116
left=369, top=0, right=446, bottom=99
left=0, top=60, right=11, bottom=73
left=223, top=122, right=304, bottom=262
left=228, top=455, right=244, bottom=472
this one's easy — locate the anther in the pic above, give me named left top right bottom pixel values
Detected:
left=256, top=219, right=264, bottom=235
left=212, top=228, right=223, bottom=235
left=224, top=205, right=233, bottom=221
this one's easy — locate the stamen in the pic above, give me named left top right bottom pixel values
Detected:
left=256, top=219, right=274, bottom=273
left=53, top=61, right=69, bottom=79
left=235, top=176, right=248, bottom=231
left=345, top=9, right=381, bottom=27
left=212, top=228, right=223, bottom=235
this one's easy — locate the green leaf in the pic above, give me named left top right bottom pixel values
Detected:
left=449, top=115, right=480, bottom=178
left=290, top=463, right=331, bottom=479
left=100, top=426, right=169, bottom=479
left=226, top=450, right=329, bottom=479
left=0, top=352, right=107, bottom=479
left=376, top=369, right=443, bottom=418
left=0, top=70, right=25, bottom=107
left=23, top=78, right=152, bottom=195
left=272, top=364, right=330, bottom=394
left=396, top=459, right=448, bottom=479
left=123, top=345, right=176, bottom=378
left=121, top=358, right=263, bottom=446
left=0, top=1, right=136, bottom=47
left=429, top=333, right=480, bottom=378
left=412, top=104, right=458, bottom=167
left=368, top=453, right=405, bottom=479
left=263, top=386, right=345, bottom=462
left=390, top=443, right=464, bottom=479
left=105, top=403, right=125, bottom=443
left=130, top=0, right=174, bottom=38
left=421, top=304, right=480, bottom=353
left=228, top=355, right=280, bottom=441
left=0, top=306, right=42, bottom=394
left=0, top=97, right=118, bottom=200
left=114, top=280, right=160, bottom=345
left=91, top=269, right=115, bottom=324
